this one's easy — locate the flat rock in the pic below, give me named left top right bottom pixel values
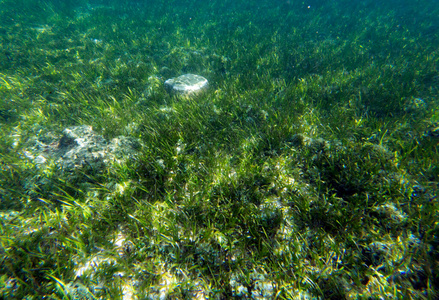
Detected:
left=164, top=74, right=208, bottom=97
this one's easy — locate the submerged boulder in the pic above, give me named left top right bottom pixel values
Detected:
left=23, top=125, right=141, bottom=194
left=36, top=125, right=139, bottom=172
left=55, top=125, right=108, bottom=172
left=164, top=74, right=208, bottom=97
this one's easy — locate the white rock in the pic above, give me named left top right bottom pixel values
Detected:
left=164, top=74, right=208, bottom=97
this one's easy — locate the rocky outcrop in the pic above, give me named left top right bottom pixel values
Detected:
left=23, top=125, right=141, bottom=196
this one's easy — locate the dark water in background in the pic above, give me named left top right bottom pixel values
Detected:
left=1, top=0, right=438, bottom=73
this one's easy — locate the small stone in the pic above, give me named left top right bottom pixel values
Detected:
left=164, top=74, right=208, bottom=97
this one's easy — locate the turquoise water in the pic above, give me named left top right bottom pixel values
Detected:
left=0, top=0, right=438, bottom=298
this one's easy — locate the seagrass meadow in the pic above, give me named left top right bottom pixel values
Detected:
left=0, top=0, right=438, bottom=298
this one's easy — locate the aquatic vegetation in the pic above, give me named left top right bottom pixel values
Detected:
left=0, top=0, right=438, bottom=298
